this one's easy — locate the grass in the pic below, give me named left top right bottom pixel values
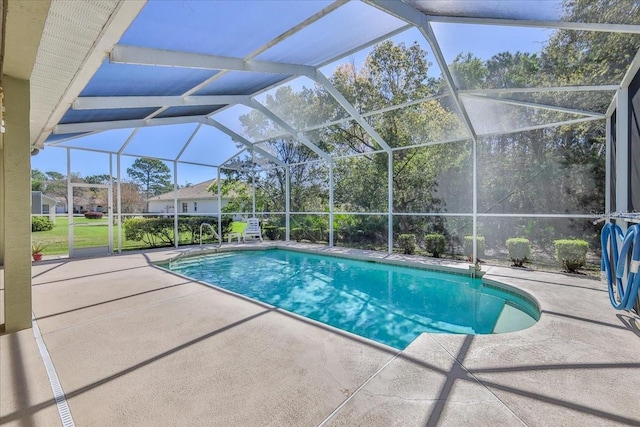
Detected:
left=32, top=217, right=151, bottom=255
left=32, top=216, right=222, bottom=256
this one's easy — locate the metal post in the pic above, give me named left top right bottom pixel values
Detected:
left=286, top=165, right=290, bottom=241
left=605, top=116, right=611, bottom=214
left=329, top=160, right=334, bottom=247
left=473, top=138, right=478, bottom=264
left=388, top=153, right=393, bottom=254
left=67, top=148, right=73, bottom=257
left=173, top=160, right=179, bottom=248
left=117, top=153, right=122, bottom=253
left=108, top=154, right=114, bottom=253
left=616, top=88, right=629, bottom=232
left=252, top=163, right=256, bottom=216
left=217, top=168, right=222, bottom=242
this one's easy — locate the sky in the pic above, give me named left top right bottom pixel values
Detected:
left=32, top=1, right=555, bottom=187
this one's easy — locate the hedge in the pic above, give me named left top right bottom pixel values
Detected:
left=398, top=234, right=416, bottom=255
left=122, top=216, right=231, bottom=248
left=32, top=216, right=54, bottom=232
left=554, top=239, right=588, bottom=273
left=424, top=233, right=445, bottom=258
left=84, top=211, right=103, bottom=219
left=506, top=237, right=531, bottom=267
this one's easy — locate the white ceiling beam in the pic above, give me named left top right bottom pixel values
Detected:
left=460, top=85, right=619, bottom=95
left=73, top=95, right=250, bottom=110
left=620, top=46, right=640, bottom=89
left=110, top=45, right=316, bottom=77
left=366, top=0, right=478, bottom=141
left=202, top=118, right=286, bottom=167
left=361, top=94, right=449, bottom=118
left=245, top=99, right=331, bottom=160
left=46, top=131, right=98, bottom=146
left=311, top=71, right=392, bottom=152
left=219, top=147, right=248, bottom=169
left=478, top=116, right=602, bottom=137
left=246, top=0, right=349, bottom=58
left=422, top=15, right=640, bottom=33
left=175, top=124, right=203, bottom=161
left=53, top=115, right=205, bottom=134
left=461, top=94, right=606, bottom=118
left=117, top=128, right=140, bottom=154
left=33, top=1, right=147, bottom=148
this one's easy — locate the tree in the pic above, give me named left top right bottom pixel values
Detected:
left=126, top=158, right=172, bottom=201
left=116, top=182, right=144, bottom=213
left=31, top=169, right=47, bottom=191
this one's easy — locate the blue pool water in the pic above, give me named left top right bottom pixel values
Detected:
left=166, top=249, right=538, bottom=349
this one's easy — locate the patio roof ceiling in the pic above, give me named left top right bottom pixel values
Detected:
left=30, top=0, right=640, bottom=169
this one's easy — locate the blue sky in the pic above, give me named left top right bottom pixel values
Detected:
left=32, top=2, right=554, bottom=186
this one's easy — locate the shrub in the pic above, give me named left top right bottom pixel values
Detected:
left=32, top=216, right=54, bottom=232
left=262, top=225, right=285, bottom=241
left=290, top=227, right=303, bottom=242
left=179, top=216, right=231, bottom=244
left=554, top=239, right=588, bottom=273
left=84, top=211, right=103, bottom=219
left=506, top=237, right=531, bottom=267
left=464, top=235, right=485, bottom=259
left=123, top=217, right=175, bottom=247
left=424, top=233, right=445, bottom=258
left=398, top=234, right=416, bottom=255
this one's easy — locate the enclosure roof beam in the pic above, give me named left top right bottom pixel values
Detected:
left=422, top=15, right=640, bottom=34
left=460, top=85, right=619, bottom=95
left=606, top=47, right=640, bottom=116
left=175, top=124, right=203, bottom=161
left=478, top=116, right=602, bottom=137
left=311, top=71, right=392, bottom=153
left=365, top=0, right=478, bottom=141
left=53, top=115, right=204, bottom=134
left=244, top=99, right=332, bottom=161
left=245, top=0, right=349, bottom=59
left=219, top=147, right=248, bottom=169
left=73, top=95, right=251, bottom=110
left=47, top=131, right=99, bottom=146
left=110, top=45, right=316, bottom=77
left=461, top=94, right=606, bottom=118
left=116, top=128, right=139, bottom=154
left=201, top=118, right=286, bottom=167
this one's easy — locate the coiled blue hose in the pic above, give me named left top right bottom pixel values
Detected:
left=601, top=223, right=640, bottom=310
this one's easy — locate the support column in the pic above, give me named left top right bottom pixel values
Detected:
left=328, top=160, right=334, bottom=247
left=616, top=88, right=629, bottom=231
left=173, top=160, right=179, bottom=248
left=388, top=153, right=393, bottom=254
left=2, top=76, right=33, bottom=332
left=285, top=166, right=290, bottom=241
left=217, top=168, right=222, bottom=240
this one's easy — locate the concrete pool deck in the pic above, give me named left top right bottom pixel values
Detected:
left=2, top=242, right=640, bottom=426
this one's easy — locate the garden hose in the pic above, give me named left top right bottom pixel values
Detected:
left=602, top=223, right=640, bottom=311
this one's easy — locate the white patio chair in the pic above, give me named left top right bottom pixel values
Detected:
left=243, top=217, right=263, bottom=242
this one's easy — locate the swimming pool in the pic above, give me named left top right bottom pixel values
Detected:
left=165, top=249, right=539, bottom=349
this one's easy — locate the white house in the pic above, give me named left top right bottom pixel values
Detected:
left=31, top=191, right=58, bottom=215
left=147, top=179, right=229, bottom=214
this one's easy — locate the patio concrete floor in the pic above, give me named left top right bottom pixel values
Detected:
left=2, top=242, right=640, bottom=426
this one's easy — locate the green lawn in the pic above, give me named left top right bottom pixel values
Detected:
left=32, top=217, right=150, bottom=255
left=32, top=216, right=222, bottom=255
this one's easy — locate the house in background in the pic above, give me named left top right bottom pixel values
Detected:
left=147, top=179, right=229, bottom=214
left=31, top=191, right=58, bottom=221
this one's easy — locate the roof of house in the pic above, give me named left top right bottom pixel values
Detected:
left=32, top=191, right=59, bottom=205
left=147, top=179, right=222, bottom=202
